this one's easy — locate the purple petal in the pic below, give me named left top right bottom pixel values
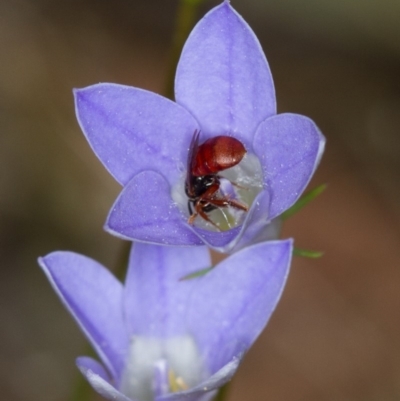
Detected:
left=39, top=252, right=129, bottom=380
left=76, top=356, right=111, bottom=382
left=124, top=243, right=211, bottom=337
left=253, top=113, right=325, bottom=219
left=234, top=215, right=282, bottom=252
left=77, top=357, right=135, bottom=401
left=105, top=171, right=203, bottom=246
left=187, top=239, right=293, bottom=374
left=231, top=190, right=279, bottom=252
left=157, top=356, right=240, bottom=401
left=74, top=83, right=199, bottom=186
left=175, top=2, right=275, bottom=145
left=191, top=226, right=240, bottom=252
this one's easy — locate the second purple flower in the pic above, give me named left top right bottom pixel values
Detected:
left=39, top=240, right=292, bottom=401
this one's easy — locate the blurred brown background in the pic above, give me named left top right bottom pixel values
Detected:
left=1, top=0, right=400, bottom=400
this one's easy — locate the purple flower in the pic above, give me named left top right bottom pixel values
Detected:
left=74, top=1, right=325, bottom=252
left=39, top=239, right=292, bottom=401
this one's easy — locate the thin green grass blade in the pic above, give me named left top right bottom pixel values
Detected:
left=281, top=183, right=327, bottom=220
left=293, top=247, right=324, bottom=258
left=179, top=266, right=214, bottom=281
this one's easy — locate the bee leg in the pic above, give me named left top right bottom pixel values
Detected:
left=197, top=207, right=220, bottom=231
left=188, top=200, right=221, bottom=231
left=207, top=197, right=248, bottom=212
left=188, top=211, right=198, bottom=225
left=230, top=181, right=249, bottom=191
left=188, top=200, right=194, bottom=215
left=225, top=198, right=248, bottom=212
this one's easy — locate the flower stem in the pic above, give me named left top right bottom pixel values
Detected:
left=164, top=0, right=207, bottom=99
left=114, top=240, right=132, bottom=281
left=214, top=382, right=231, bottom=401
left=69, top=370, right=94, bottom=401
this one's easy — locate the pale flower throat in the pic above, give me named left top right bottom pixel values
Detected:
left=120, top=336, right=206, bottom=401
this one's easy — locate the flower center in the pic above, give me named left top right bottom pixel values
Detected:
left=120, top=336, right=206, bottom=401
left=172, top=152, right=263, bottom=231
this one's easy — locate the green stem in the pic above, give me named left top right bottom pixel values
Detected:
left=69, top=370, right=93, bottom=401
left=164, top=0, right=207, bottom=99
left=214, top=382, right=231, bottom=401
left=113, top=240, right=133, bottom=281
